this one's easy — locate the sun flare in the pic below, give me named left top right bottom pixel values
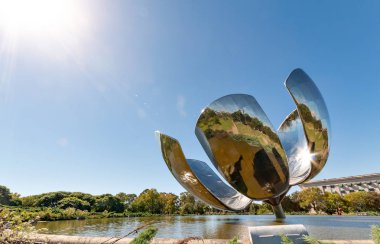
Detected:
left=0, top=0, right=84, bottom=37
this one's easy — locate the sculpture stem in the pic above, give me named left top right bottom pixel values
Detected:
left=272, top=204, right=286, bottom=219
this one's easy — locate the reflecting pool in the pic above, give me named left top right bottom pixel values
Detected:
left=37, top=215, right=380, bottom=240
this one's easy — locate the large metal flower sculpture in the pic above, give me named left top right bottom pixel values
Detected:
left=156, top=69, right=330, bottom=219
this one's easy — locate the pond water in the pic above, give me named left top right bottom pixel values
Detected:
left=36, top=215, right=380, bottom=240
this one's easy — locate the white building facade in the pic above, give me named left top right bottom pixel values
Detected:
left=299, top=173, right=380, bottom=196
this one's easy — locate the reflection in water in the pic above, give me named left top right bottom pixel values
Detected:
left=37, top=215, right=380, bottom=240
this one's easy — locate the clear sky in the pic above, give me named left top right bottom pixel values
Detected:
left=0, top=0, right=379, bottom=196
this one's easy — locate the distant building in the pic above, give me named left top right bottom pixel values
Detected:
left=299, top=173, right=380, bottom=196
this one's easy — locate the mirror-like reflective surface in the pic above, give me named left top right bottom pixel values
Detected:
left=187, top=159, right=252, bottom=211
left=156, top=132, right=252, bottom=211
left=156, top=69, right=331, bottom=218
left=195, top=94, right=289, bottom=200
left=157, top=132, right=226, bottom=210
left=278, top=110, right=311, bottom=185
left=285, top=69, right=330, bottom=182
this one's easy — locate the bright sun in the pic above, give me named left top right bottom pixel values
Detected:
left=0, top=0, right=84, bottom=37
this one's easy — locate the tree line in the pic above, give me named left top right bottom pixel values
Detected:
left=0, top=186, right=221, bottom=215
left=1, top=185, right=379, bottom=219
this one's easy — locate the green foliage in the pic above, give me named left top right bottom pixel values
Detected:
left=130, top=227, right=158, bottom=244
left=2, top=184, right=380, bottom=224
left=298, top=188, right=325, bottom=213
left=70, top=192, right=96, bottom=206
left=94, top=194, right=125, bottom=213
left=256, top=203, right=272, bottom=215
left=281, top=194, right=306, bottom=213
left=365, top=192, right=380, bottom=212
left=302, top=235, right=322, bottom=244
left=371, top=225, right=380, bottom=244
left=280, top=234, right=294, bottom=244
left=344, top=192, right=367, bottom=212
left=34, top=192, right=68, bottom=207
left=124, top=194, right=137, bottom=209
left=228, top=236, right=239, bottom=244
left=321, top=193, right=346, bottom=215
left=302, top=235, right=334, bottom=244
left=0, top=208, right=43, bottom=243
left=116, top=192, right=137, bottom=210
left=160, top=193, right=179, bottom=214
left=131, top=189, right=163, bottom=214
left=179, top=192, right=195, bottom=215
left=0, top=185, right=12, bottom=205
left=58, top=197, right=91, bottom=211
left=345, top=191, right=380, bottom=212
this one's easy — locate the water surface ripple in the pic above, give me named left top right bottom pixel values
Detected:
left=36, top=215, right=380, bottom=240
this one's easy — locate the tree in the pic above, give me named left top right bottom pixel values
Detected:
left=256, top=202, right=272, bottom=214
left=94, top=194, right=125, bottom=213
left=115, top=193, right=137, bottom=210
left=0, top=185, right=12, bottom=205
left=344, top=192, right=368, bottom=212
left=249, top=203, right=260, bottom=214
left=70, top=192, right=96, bottom=206
left=34, top=192, right=67, bottom=207
left=344, top=192, right=380, bottom=212
left=322, top=192, right=346, bottom=215
left=58, top=197, right=91, bottom=211
left=281, top=193, right=305, bottom=212
left=193, top=200, right=208, bottom=214
left=160, top=193, right=179, bottom=214
left=179, top=192, right=195, bottom=214
left=21, top=195, right=39, bottom=207
left=124, top=194, right=137, bottom=210
left=115, top=192, right=128, bottom=203
left=298, top=187, right=325, bottom=213
left=131, top=189, right=163, bottom=214
left=365, top=192, right=380, bottom=212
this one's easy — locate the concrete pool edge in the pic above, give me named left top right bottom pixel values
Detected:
left=27, top=234, right=375, bottom=244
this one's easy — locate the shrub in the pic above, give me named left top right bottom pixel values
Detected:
left=228, top=236, right=239, bottom=244
left=130, top=227, right=158, bottom=244
left=58, top=197, right=91, bottom=211
left=371, top=225, right=380, bottom=244
left=280, top=234, right=293, bottom=244
left=0, top=208, right=42, bottom=243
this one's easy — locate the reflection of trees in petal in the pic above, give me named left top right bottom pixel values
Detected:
left=226, top=155, right=248, bottom=195
left=297, top=104, right=329, bottom=158
left=198, top=108, right=281, bottom=145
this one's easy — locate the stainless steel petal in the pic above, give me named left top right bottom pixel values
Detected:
left=195, top=94, right=289, bottom=200
left=285, top=69, right=331, bottom=182
left=278, top=110, right=311, bottom=185
left=187, top=159, right=252, bottom=210
left=156, top=131, right=252, bottom=211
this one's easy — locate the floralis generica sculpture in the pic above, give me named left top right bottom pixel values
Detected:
left=156, top=69, right=330, bottom=219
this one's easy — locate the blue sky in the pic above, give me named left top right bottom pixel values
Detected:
left=0, top=0, right=379, bottom=196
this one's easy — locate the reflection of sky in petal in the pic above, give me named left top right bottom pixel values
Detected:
left=208, top=94, right=275, bottom=129
left=278, top=111, right=312, bottom=185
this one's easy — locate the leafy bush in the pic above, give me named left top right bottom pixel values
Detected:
left=280, top=234, right=294, bottom=244
left=371, top=225, right=380, bottom=244
left=94, top=195, right=125, bottom=213
left=228, top=236, right=239, bottom=244
left=130, top=227, right=158, bottom=244
left=302, top=235, right=334, bottom=244
left=58, top=197, right=91, bottom=211
left=0, top=208, right=43, bottom=243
